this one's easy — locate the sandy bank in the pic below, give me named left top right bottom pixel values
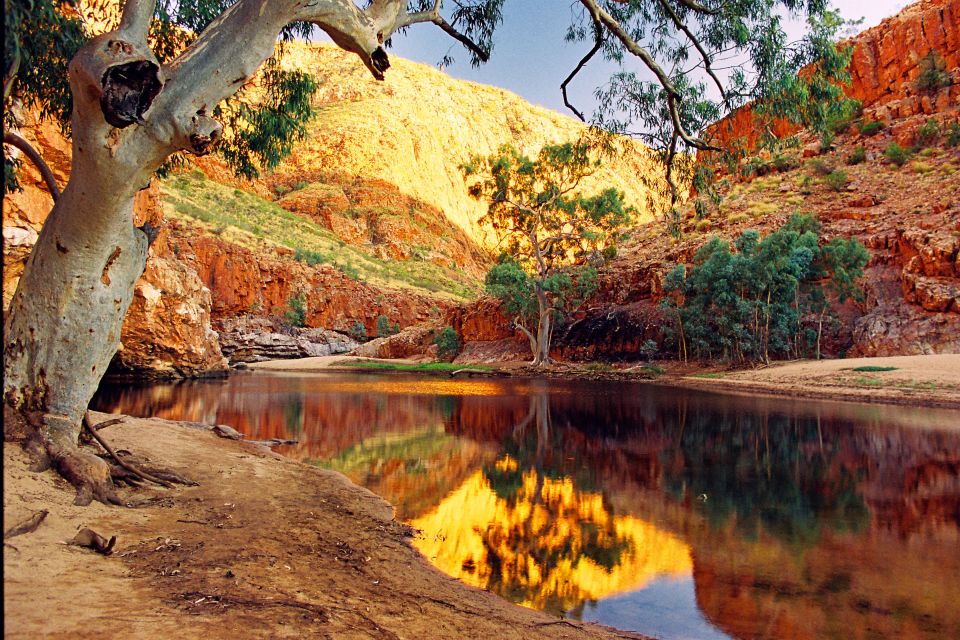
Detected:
left=3, top=413, right=644, bottom=640
left=682, top=353, right=960, bottom=408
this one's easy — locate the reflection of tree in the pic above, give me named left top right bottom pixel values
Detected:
left=663, top=403, right=869, bottom=545
left=474, top=387, right=640, bottom=616
left=282, top=395, right=304, bottom=437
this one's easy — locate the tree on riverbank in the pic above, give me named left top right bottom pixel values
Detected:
left=662, top=214, right=869, bottom=363
left=4, top=0, right=859, bottom=502
left=466, top=142, right=630, bottom=365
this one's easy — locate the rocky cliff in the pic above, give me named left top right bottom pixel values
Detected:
left=708, top=0, right=960, bottom=149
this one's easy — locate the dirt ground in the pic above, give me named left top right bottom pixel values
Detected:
left=680, top=353, right=960, bottom=408
left=3, top=413, right=645, bottom=640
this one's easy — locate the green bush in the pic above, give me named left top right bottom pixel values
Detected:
left=640, top=339, right=658, bottom=361
left=916, top=50, right=953, bottom=94
left=376, top=315, right=398, bottom=338
left=294, top=248, right=326, bottom=266
left=884, top=142, right=910, bottom=167
left=913, top=119, right=940, bottom=148
left=434, top=326, right=461, bottom=361
left=808, top=158, right=834, bottom=176
left=946, top=123, right=960, bottom=148
left=284, top=291, right=308, bottom=328
left=661, top=214, right=869, bottom=363
left=845, top=145, right=866, bottom=165
left=859, top=120, right=884, bottom=136
left=349, top=320, right=367, bottom=341
left=742, top=157, right=772, bottom=177
left=772, top=154, right=799, bottom=172
left=825, top=170, right=849, bottom=191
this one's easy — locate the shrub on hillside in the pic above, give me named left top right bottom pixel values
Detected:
left=825, top=170, right=849, bottom=191
left=884, top=143, right=910, bottom=167
left=913, top=119, right=941, bottom=149
left=916, top=50, right=953, bottom=94
left=947, top=123, right=960, bottom=148
left=859, top=121, right=884, bottom=137
left=284, top=292, right=308, bottom=328
left=349, top=320, right=367, bottom=341
left=376, top=315, right=400, bottom=338
left=845, top=145, right=866, bottom=165
left=434, top=326, right=461, bottom=361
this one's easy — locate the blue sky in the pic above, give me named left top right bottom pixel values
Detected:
left=376, top=0, right=911, bottom=119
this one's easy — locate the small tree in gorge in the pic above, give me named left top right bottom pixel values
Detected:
left=465, top=142, right=631, bottom=365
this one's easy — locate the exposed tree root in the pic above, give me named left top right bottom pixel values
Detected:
left=69, top=527, right=116, bottom=555
left=82, top=413, right=179, bottom=488
left=4, top=509, right=48, bottom=539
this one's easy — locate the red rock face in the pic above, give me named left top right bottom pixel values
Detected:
left=707, top=0, right=960, bottom=151
left=170, top=231, right=452, bottom=337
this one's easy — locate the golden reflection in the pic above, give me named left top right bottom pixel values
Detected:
left=311, top=379, right=510, bottom=397
left=410, top=455, right=692, bottom=615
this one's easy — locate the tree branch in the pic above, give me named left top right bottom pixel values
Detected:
left=657, top=0, right=727, bottom=104
left=561, top=18, right=603, bottom=121
left=118, top=0, right=157, bottom=43
left=430, top=16, right=491, bottom=63
left=579, top=0, right=719, bottom=152
left=3, top=131, right=61, bottom=201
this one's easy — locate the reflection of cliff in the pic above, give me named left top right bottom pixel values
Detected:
left=410, top=455, right=692, bottom=617
left=318, top=426, right=497, bottom=519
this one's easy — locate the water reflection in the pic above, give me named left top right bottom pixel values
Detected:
left=92, top=372, right=960, bottom=639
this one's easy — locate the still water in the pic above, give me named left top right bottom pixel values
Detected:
left=92, top=372, right=960, bottom=639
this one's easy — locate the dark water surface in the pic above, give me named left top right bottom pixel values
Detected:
left=92, top=372, right=960, bottom=640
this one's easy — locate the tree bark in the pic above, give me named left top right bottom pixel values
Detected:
left=532, top=285, right=553, bottom=366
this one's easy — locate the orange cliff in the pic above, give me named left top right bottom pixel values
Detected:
left=707, top=0, right=960, bottom=151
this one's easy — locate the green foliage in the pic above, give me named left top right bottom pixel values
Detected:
left=349, top=320, right=367, bottom=341
left=845, top=145, right=866, bottom=165
left=434, top=326, right=461, bottom=361
left=916, top=50, right=953, bottom=94
left=661, top=214, right=869, bottom=362
left=852, top=365, right=897, bottom=372
left=913, top=119, right=940, bottom=149
left=294, top=248, right=327, bottom=266
left=772, top=154, right=799, bottom=172
left=825, top=170, right=848, bottom=192
left=808, top=158, right=835, bottom=176
left=3, top=0, right=86, bottom=193
left=884, top=142, right=910, bottom=167
left=859, top=120, right=885, bottom=137
left=376, top=315, right=399, bottom=338
left=639, top=339, right=658, bottom=362
left=284, top=291, right=308, bottom=328
left=947, top=123, right=960, bottom=148
left=466, top=142, right=627, bottom=361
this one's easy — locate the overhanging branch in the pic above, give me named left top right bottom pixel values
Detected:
left=4, top=132, right=61, bottom=201
left=579, top=0, right=719, bottom=152
left=561, top=17, right=603, bottom=121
